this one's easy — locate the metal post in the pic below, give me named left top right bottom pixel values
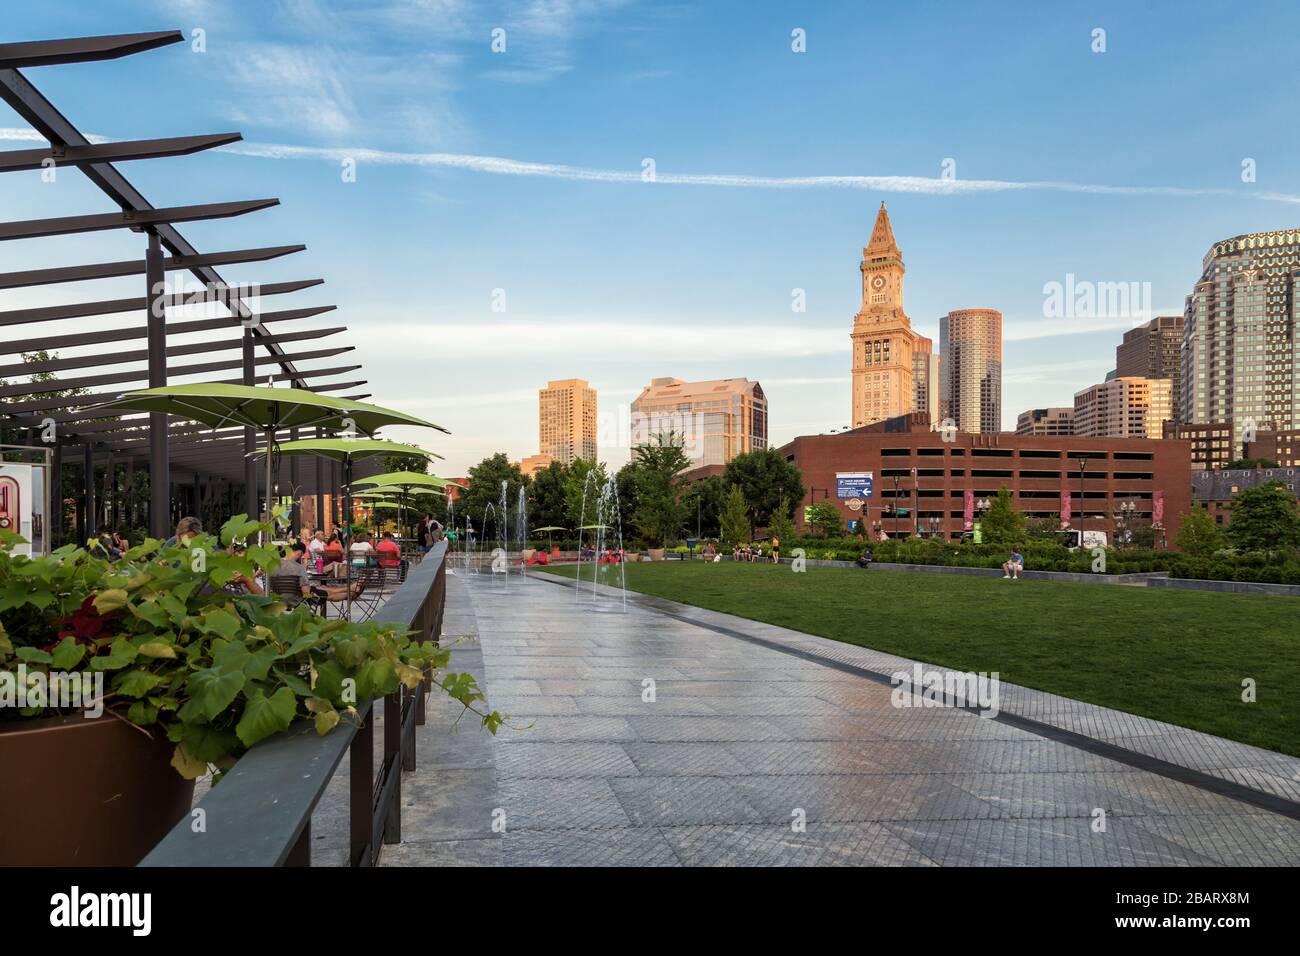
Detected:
left=315, top=427, right=325, bottom=533
left=49, top=443, right=62, bottom=547
left=242, top=328, right=257, bottom=518
left=82, top=444, right=96, bottom=538
left=289, top=426, right=300, bottom=531
left=145, top=233, right=169, bottom=538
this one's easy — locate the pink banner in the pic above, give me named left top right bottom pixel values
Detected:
left=1153, top=490, right=1164, bottom=525
left=1060, top=489, right=1071, bottom=528
left=963, top=489, right=974, bottom=530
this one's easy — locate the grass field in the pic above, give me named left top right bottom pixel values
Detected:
left=549, top=561, right=1300, bottom=756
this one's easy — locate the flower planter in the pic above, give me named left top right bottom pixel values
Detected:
left=648, top=548, right=666, bottom=561
left=626, top=552, right=641, bottom=562
left=0, top=713, right=194, bottom=866
left=521, top=548, right=536, bottom=563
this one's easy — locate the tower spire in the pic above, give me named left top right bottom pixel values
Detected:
left=865, top=201, right=898, bottom=256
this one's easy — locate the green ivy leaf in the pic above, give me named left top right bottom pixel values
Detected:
left=181, top=666, right=247, bottom=721
left=92, top=588, right=129, bottom=613
left=235, top=685, right=298, bottom=747
left=49, top=636, right=85, bottom=670
left=14, top=646, right=52, bottom=664
left=115, top=668, right=166, bottom=699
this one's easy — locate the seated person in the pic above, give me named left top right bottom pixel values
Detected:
left=1003, top=549, right=1024, bottom=580
left=349, top=532, right=375, bottom=567
left=855, top=547, right=874, bottom=569
left=224, top=541, right=265, bottom=596
left=272, top=542, right=361, bottom=608
left=374, top=531, right=402, bottom=569
left=323, top=532, right=346, bottom=566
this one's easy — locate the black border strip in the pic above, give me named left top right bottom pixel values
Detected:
left=534, top=572, right=1300, bottom=822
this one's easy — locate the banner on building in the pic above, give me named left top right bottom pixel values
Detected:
left=836, top=472, right=873, bottom=499
left=1060, top=489, right=1071, bottom=528
left=963, top=489, right=974, bottom=530
left=1153, top=489, right=1164, bottom=526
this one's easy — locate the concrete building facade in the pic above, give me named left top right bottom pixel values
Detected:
left=1116, top=314, right=1183, bottom=414
left=1073, top=376, right=1172, bottom=439
left=1163, top=421, right=1234, bottom=471
left=630, top=376, right=767, bottom=468
left=912, top=335, right=941, bottom=427
left=1016, top=407, right=1074, bottom=437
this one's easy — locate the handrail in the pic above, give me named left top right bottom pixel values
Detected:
left=140, top=540, right=449, bottom=867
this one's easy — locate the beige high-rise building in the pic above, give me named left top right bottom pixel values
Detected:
left=1073, top=376, right=1172, bottom=439
left=538, top=379, right=597, bottom=464
left=1116, top=315, right=1182, bottom=413
left=630, top=376, right=767, bottom=468
left=518, top=454, right=554, bottom=477
left=912, top=335, right=940, bottom=426
left=1180, top=228, right=1300, bottom=456
left=939, top=308, right=1003, bottom=434
left=851, top=204, right=919, bottom=428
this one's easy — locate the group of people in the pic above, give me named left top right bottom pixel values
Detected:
left=729, top=537, right=781, bottom=564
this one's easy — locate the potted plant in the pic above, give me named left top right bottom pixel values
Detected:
left=0, top=515, right=501, bottom=866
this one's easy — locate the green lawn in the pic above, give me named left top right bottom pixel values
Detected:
left=549, top=562, right=1300, bottom=756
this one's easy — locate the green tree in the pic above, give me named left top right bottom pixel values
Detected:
left=563, top=457, right=608, bottom=530
left=767, top=496, right=796, bottom=544
left=1227, top=480, right=1300, bottom=552
left=626, top=433, right=692, bottom=547
left=805, top=501, right=842, bottom=538
left=528, top=460, right=569, bottom=533
left=1224, top=458, right=1279, bottom=470
left=980, top=486, right=1027, bottom=545
left=461, top=454, right=527, bottom=543
left=719, top=484, right=751, bottom=544
left=681, top=474, right=726, bottom=539
left=722, top=449, right=805, bottom=536
left=1174, top=504, right=1224, bottom=557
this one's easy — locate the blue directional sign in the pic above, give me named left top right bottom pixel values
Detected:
left=835, top=472, right=873, bottom=499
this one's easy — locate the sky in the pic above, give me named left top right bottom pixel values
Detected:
left=4, top=0, right=1300, bottom=476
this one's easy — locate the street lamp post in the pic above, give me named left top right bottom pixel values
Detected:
left=891, top=475, right=901, bottom=539
left=1075, top=455, right=1090, bottom=537
left=911, top=465, right=919, bottom=537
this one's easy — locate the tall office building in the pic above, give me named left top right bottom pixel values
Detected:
left=538, top=378, right=597, bottom=464
left=1074, top=376, right=1172, bottom=439
left=630, top=377, right=767, bottom=468
left=939, top=308, right=1003, bottom=434
left=851, top=203, right=919, bottom=428
left=912, top=335, right=940, bottom=426
left=1117, top=315, right=1183, bottom=414
left=1180, top=228, right=1300, bottom=455
left=1016, top=407, right=1074, bottom=436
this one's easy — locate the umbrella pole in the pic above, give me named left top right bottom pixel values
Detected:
left=264, top=426, right=274, bottom=538
left=344, top=456, right=353, bottom=547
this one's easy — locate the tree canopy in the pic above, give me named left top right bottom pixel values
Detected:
left=722, top=449, right=805, bottom=535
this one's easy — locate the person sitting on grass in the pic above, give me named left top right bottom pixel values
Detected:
left=1002, top=548, right=1024, bottom=580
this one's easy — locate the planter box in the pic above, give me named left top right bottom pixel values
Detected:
left=648, top=548, right=666, bottom=562
left=0, top=713, right=194, bottom=866
left=626, top=552, right=641, bottom=562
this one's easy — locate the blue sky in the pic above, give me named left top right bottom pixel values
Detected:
left=4, top=0, right=1300, bottom=475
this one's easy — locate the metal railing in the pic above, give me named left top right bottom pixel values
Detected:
left=140, top=540, right=449, bottom=867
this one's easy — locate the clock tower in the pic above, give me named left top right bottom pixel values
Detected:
left=851, top=202, right=918, bottom=428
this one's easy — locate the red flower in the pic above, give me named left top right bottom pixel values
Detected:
left=46, top=595, right=123, bottom=652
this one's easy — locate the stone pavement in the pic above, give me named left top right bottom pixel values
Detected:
left=365, top=568, right=1300, bottom=866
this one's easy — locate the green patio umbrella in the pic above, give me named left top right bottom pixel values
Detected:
left=94, top=383, right=446, bottom=534
left=249, top=437, right=441, bottom=538
left=531, top=525, right=568, bottom=549
left=352, top=470, right=450, bottom=540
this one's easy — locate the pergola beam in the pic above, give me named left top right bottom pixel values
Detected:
left=0, top=284, right=327, bottom=328
left=1, top=365, right=364, bottom=418
left=0, top=31, right=183, bottom=69
left=0, top=197, right=279, bottom=241
left=0, top=326, right=345, bottom=377
left=0, top=132, right=241, bottom=172
left=0, top=245, right=306, bottom=291
left=1, top=303, right=332, bottom=355
left=0, top=346, right=353, bottom=399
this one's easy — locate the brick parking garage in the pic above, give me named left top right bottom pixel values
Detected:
left=780, top=419, right=1192, bottom=544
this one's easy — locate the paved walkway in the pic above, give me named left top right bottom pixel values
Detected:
left=368, top=568, right=1300, bottom=866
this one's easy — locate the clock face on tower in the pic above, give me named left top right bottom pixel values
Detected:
left=870, top=274, right=886, bottom=292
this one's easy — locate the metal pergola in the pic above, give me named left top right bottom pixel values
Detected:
left=0, top=30, right=383, bottom=543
